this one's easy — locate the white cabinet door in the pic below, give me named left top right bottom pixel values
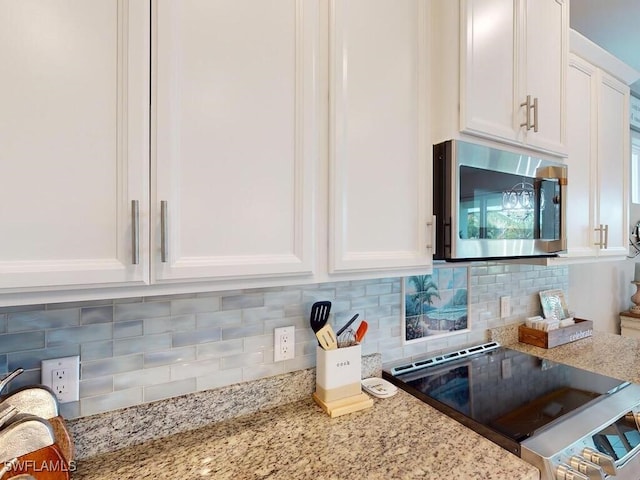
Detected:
left=565, top=55, right=598, bottom=258
left=597, top=71, right=629, bottom=257
left=0, top=0, right=149, bottom=290
left=565, top=54, right=629, bottom=259
left=153, top=0, right=318, bottom=281
left=522, top=0, right=567, bottom=154
left=329, top=0, right=432, bottom=272
left=460, top=0, right=517, bottom=144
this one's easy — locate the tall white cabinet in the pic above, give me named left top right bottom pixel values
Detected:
left=152, top=0, right=318, bottom=281
left=329, top=0, right=432, bottom=272
left=565, top=51, right=630, bottom=259
left=0, top=1, right=149, bottom=291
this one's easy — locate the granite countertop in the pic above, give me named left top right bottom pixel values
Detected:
left=491, top=325, right=640, bottom=383
left=71, top=389, right=539, bottom=480
left=66, top=326, right=640, bottom=480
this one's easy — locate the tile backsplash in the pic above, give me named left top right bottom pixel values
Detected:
left=0, top=262, right=567, bottom=419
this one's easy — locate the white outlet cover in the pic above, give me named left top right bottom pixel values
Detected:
left=41, top=355, right=80, bottom=403
left=274, top=326, right=295, bottom=362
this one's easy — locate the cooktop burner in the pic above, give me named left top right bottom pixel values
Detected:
left=383, top=343, right=628, bottom=455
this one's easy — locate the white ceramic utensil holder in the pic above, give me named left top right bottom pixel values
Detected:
left=315, top=344, right=361, bottom=403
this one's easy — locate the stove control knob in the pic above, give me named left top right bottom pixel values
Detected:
left=569, top=456, right=605, bottom=479
left=556, top=464, right=590, bottom=480
left=581, top=447, right=617, bottom=476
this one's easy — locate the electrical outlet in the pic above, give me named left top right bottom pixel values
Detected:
left=500, top=296, right=510, bottom=318
left=274, top=326, right=295, bottom=362
left=41, top=356, right=80, bottom=403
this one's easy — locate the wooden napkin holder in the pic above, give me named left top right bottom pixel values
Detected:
left=518, top=318, right=593, bottom=349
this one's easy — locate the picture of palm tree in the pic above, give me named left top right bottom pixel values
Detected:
left=404, top=267, right=469, bottom=343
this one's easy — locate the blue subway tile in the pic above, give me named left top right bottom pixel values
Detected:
left=144, top=346, right=196, bottom=368
left=114, top=321, right=144, bottom=339
left=0, top=331, right=45, bottom=354
left=82, top=355, right=144, bottom=380
left=47, top=324, right=112, bottom=347
left=81, top=341, right=113, bottom=362
left=144, top=315, right=195, bottom=335
left=81, top=306, right=114, bottom=325
left=143, top=378, right=196, bottom=403
left=80, top=388, right=143, bottom=417
left=114, top=302, right=170, bottom=322
left=172, top=328, right=221, bottom=348
left=8, top=309, right=80, bottom=333
left=114, top=334, right=172, bottom=356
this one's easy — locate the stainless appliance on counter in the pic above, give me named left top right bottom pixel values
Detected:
left=384, top=343, right=640, bottom=480
left=433, top=140, right=568, bottom=261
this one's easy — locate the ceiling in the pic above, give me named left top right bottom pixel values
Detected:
left=570, top=0, right=640, bottom=95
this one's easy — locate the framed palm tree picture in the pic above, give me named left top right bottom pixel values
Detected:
left=402, top=267, right=469, bottom=344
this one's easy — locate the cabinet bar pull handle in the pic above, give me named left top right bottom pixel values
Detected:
left=532, top=97, right=539, bottom=132
left=131, top=200, right=140, bottom=265
left=603, top=224, right=609, bottom=249
left=520, top=95, right=532, bottom=130
left=161, top=200, right=168, bottom=262
left=426, top=215, right=436, bottom=251
left=594, top=224, right=606, bottom=249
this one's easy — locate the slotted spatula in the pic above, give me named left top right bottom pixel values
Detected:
left=309, top=301, right=332, bottom=333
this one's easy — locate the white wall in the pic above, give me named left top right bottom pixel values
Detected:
left=568, top=260, right=634, bottom=333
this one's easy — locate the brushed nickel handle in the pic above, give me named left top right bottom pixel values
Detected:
left=520, top=95, right=532, bottom=130
left=603, top=224, right=609, bottom=249
left=594, top=224, right=606, bottom=248
left=131, top=200, right=140, bottom=265
left=426, top=215, right=436, bottom=251
left=532, top=97, right=539, bottom=132
left=161, top=200, right=168, bottom=263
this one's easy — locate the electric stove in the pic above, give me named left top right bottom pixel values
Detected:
left=384, top=342, right=640, bottom=480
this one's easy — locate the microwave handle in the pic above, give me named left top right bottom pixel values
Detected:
left=535, top=166, right=567, bottom=252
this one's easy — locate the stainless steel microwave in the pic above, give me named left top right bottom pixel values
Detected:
left=433, top=140, right=567, bottom=261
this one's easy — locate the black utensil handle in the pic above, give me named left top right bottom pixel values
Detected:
left=336, top=313, right=359, bottom=337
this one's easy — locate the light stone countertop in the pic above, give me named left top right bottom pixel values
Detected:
left=71, top=389, right=539, bottom=480
left=67, top=327, right=640, bottom=480
left=490, top=324, right=640, bottom=383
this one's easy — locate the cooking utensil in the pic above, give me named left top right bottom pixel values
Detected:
left=0, top=368, right=24, bottom=395
left=336, top=313, right=359, bottom=338
left=355, top=321, right=368, bottom=343
left=337, top=328, right=356, bottom=348
left=309, top=301, right=332, bottom=333
left=315, top=324, right=338, bottom=350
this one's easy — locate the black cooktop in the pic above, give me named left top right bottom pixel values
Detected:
left=383, top=344, right=627, bottom=455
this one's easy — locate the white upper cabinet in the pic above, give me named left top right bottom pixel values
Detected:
left=565, top=52, right=630, bottom=259
left=0, top=1, right=150, bottom=291
left=152, top=0, right=318, bottom=282
left=434, top=0, right=567, bottom=156
left=328, top=0, right=433, bottom=273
